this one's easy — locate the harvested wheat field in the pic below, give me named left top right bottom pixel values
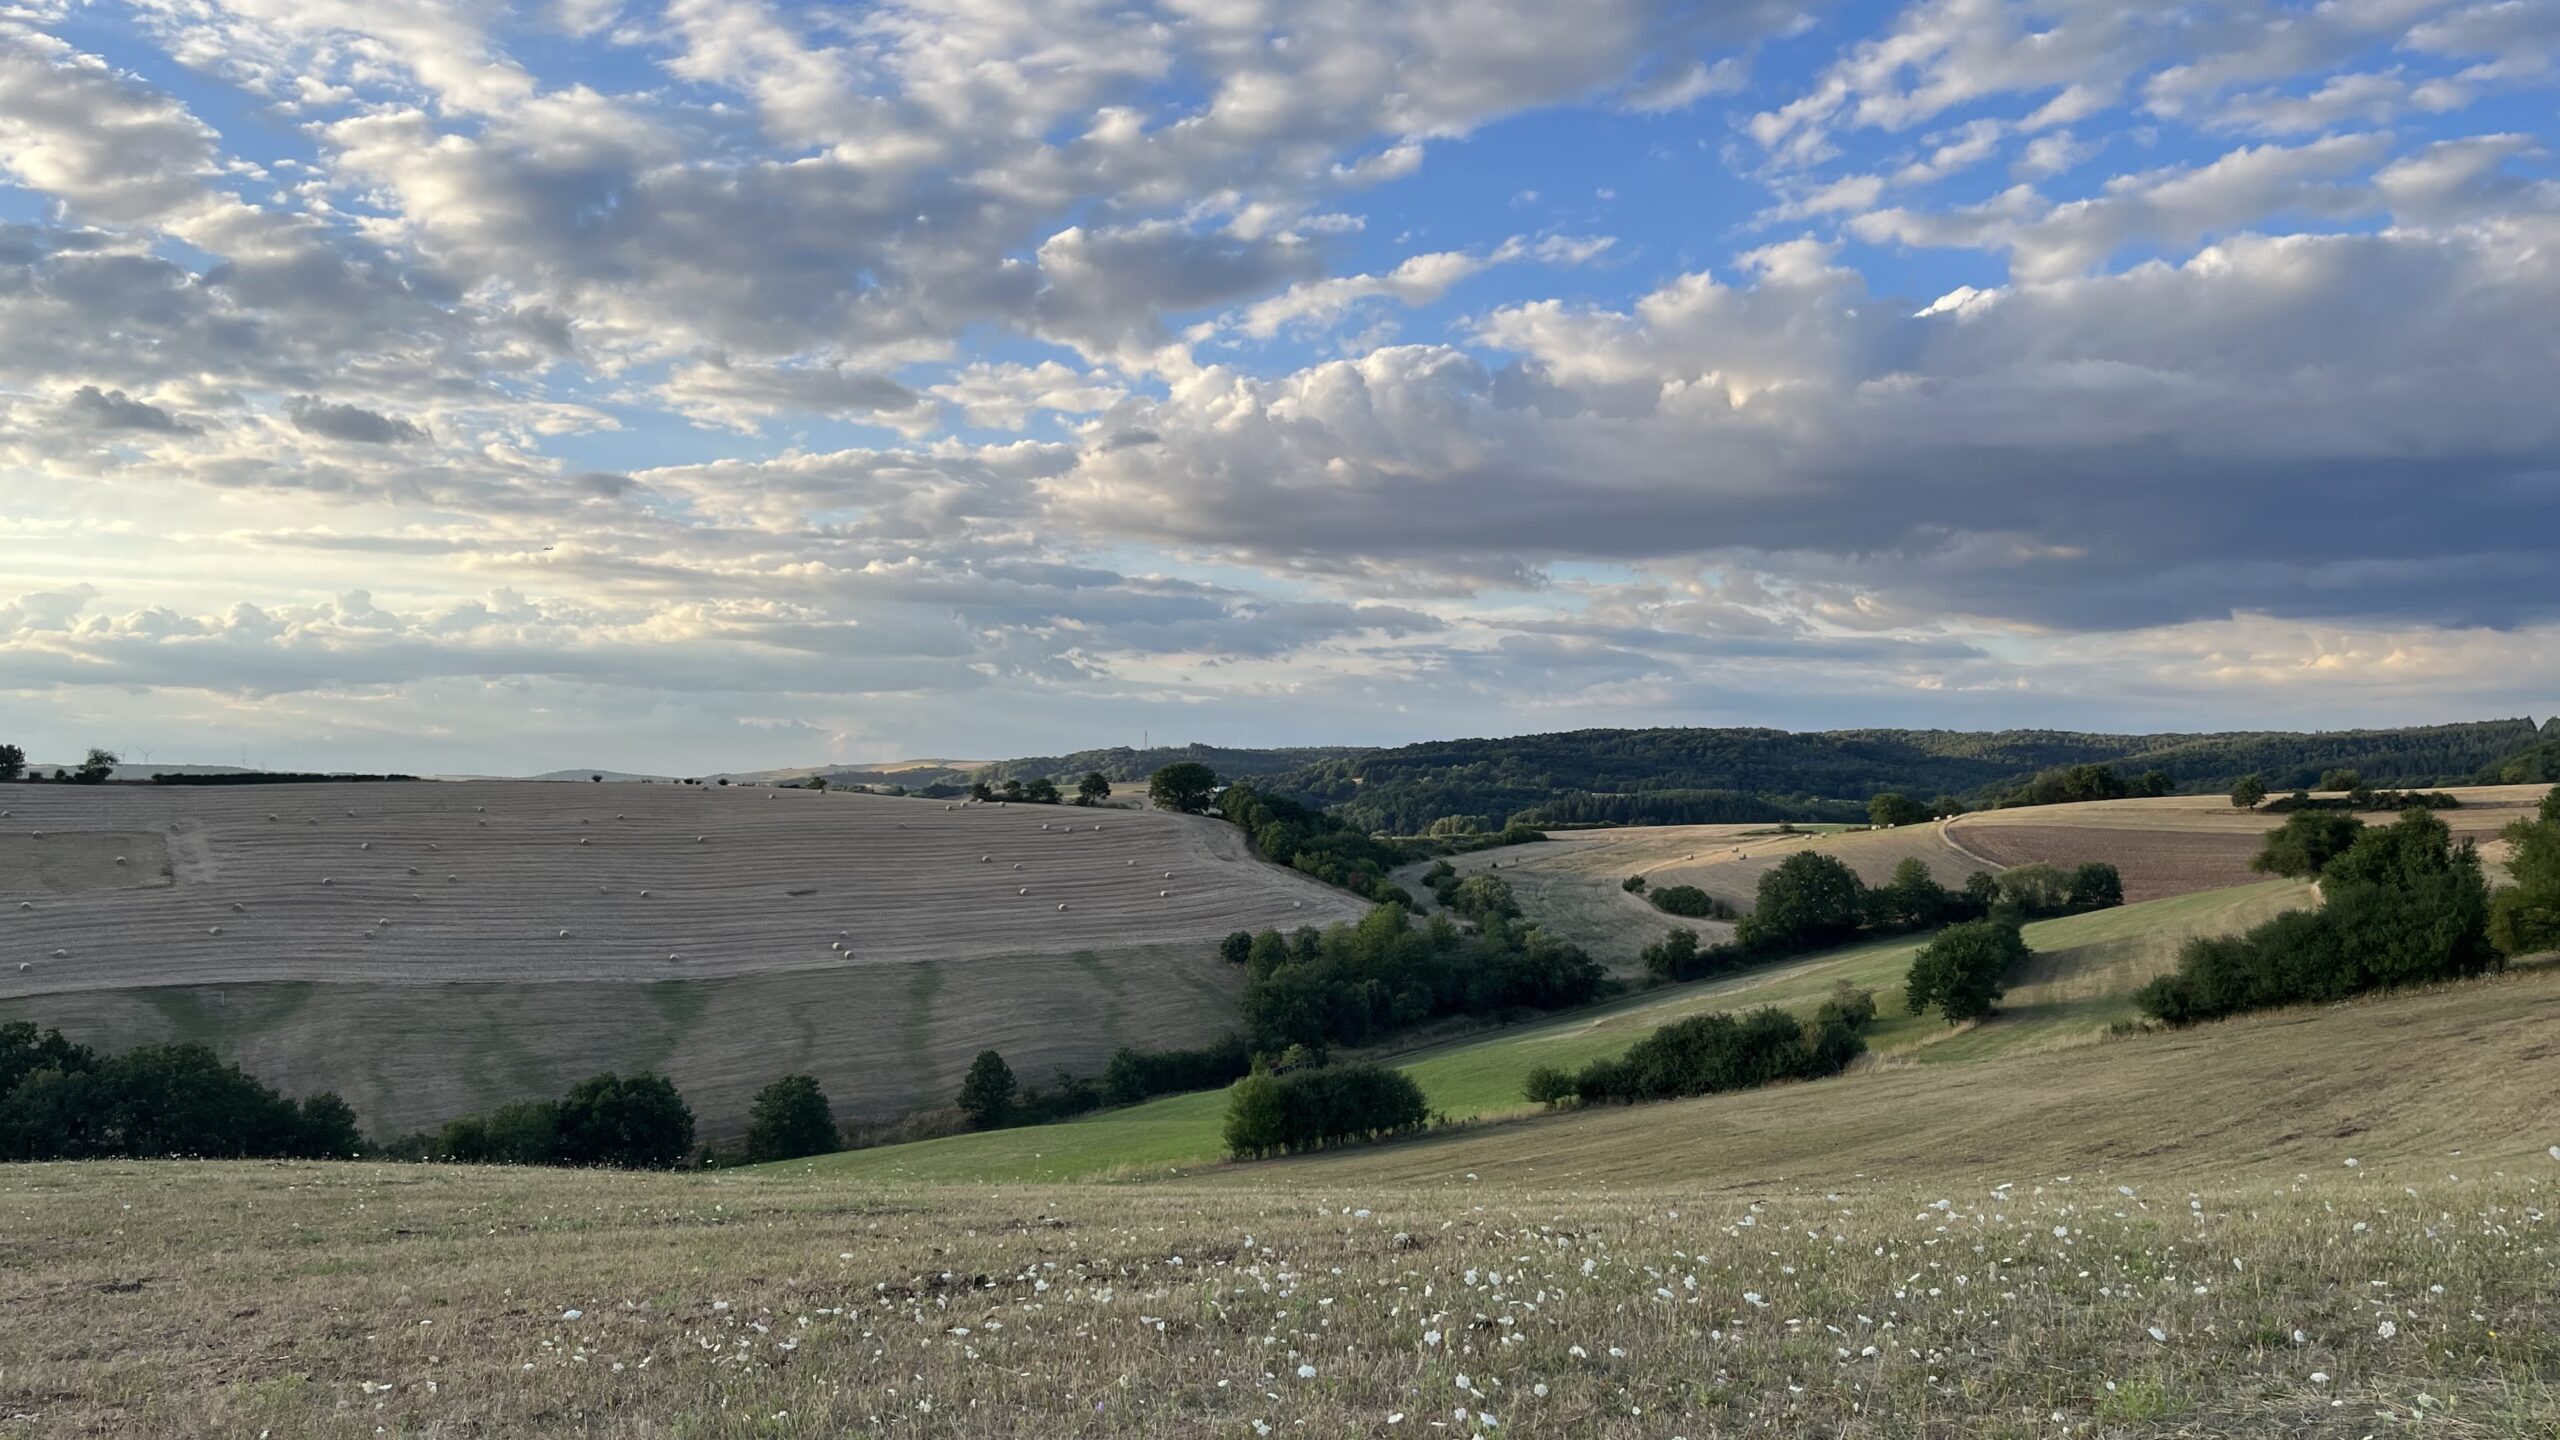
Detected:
left=0, top=782, right=1363, bottom=1136
left=1947, top=785, right=2554, bottom=900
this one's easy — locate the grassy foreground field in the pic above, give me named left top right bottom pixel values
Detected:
left=788, top=881, right=2313, bottom=1185
left=5, top=1056, right=2553, bottom=1437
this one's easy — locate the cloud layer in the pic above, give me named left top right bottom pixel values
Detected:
left=1, top=1, right=2555, bottom=771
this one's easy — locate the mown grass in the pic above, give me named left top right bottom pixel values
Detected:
left=794, top=882, right=2312, bottom=1186
left=4, top=1151, right=2553, bottom=1438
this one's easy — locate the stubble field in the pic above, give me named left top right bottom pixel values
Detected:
left=0, top=782, right=1363, bottom=1137
left=6, top=967, right=2555, bottom=1438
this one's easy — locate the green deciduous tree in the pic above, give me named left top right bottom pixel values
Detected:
left=1077, top=772, right=1111, bottom=805
left=1737, top=851, right=1865, bottom=953
left=1867, top=792, right=1931, bottom=828
left=0, top=743, right=23, bottom=782
left=553, top=1072, right=695, bottom=1169
left=72, top=748, right=117, bottom=785
left=957, top=1050, right=1018, bottom=1130
left=2231, top=775, right=2268, bottom=810
left=2489, top=789, right=2560, bottom=958
left=745, top=1074, right=839, bottom=1162
left=1147, top=762, right=1218, bottom=814
left=2252, top=810, right=2366, bottom=879
left=1905, top=919, right=2028, bottom=1024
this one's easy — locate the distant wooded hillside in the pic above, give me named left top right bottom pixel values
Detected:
left=994, top=719, right=2543, bottom=834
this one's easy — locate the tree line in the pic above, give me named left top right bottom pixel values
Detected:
left=0, top=744, right=118, bottom=784
left=1525, top=982, right=1879, bottom=1108
left=1641, top=851, right=2119, bottom=983
left=1238, top=720, right=2535, bottom=835
left=2135, top=791, right=2560, bottom=1026
left=0, top=1020, right=847, bottom=1168
left=0, top=1025, right=361, bottom=1161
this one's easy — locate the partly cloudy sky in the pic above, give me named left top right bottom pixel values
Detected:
left=2, top=0, right=2556, bottom=774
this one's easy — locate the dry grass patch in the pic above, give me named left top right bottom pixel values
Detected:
left=1, top=1152, right=2552, bottom=1438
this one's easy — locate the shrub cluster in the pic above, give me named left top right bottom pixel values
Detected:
left=2489, top=788, right=2560, bottom=958
left=0, top=1024, right=361, bottom=1161
left=1222, top=1063, right=1429, bottom=1158
left=1646, top=883, right=1739, bottom=920
left=1420, top=863, right=1523, bottom=924
left=1102, top=1033, right=1254, bottom=1107
left=2138, top=808, right=2499, bottom=1025
left=2261, top=787, right=2460, bottom=814
left=1218, top=782, right=1414, bottom=904
left=1528, top=983, right=1877, bottom=1107
left=405, top=1071, right=699, bottom=1169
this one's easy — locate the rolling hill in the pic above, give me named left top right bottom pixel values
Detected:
left=0, top=780, right=1363, bottom=1139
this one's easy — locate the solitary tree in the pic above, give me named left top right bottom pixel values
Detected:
left=1905, top=919, right=2029, bottom=1024
left=2318, top=768, right=2365, bottom=794
left=1147, top=762, right=1218, bottom=814
left=1077, top=772, right=1111, bottom=806
left=2230, top=775, right=2268, bottom=810
left=0, top=743, right=21, bottom=782
left=744, top=1074, right=839, bottom=1162
left=1866, top=792, right=1931, bottom=829
left=72, top=748, right=117, bottom=785
left=1739, top=851, right=1865, bottom=952
left=956, top=1050, right=1018, bottom=1130
left=1022, top=776, right=1061, bottom=804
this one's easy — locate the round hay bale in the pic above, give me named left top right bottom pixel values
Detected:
left=1057, top=902, right=1068, bottom=911
left=358, top=841, right=371, bottom=850
left=557, top=928, right=570, bottom=938
left=114, top=856, right=127, bottom=866
left=320, top=876, right=333, bottom=886
left=208, top=926, right=222, bottom=935
left=639, top=889, right=651, bottom=898
left=580, top=838, right=590, bottom=846
left=52, top=948, right=66, bottom=958
left=696, top=835, right=708, bottom=843
left=231, top=902, right=245, bottom=913
left=1159, top=890, right=1169, bottom=898
left=1018, top=887, right=1029, bottom=895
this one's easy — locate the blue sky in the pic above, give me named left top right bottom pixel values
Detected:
left=0, top=0, right=2556, bottom=774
